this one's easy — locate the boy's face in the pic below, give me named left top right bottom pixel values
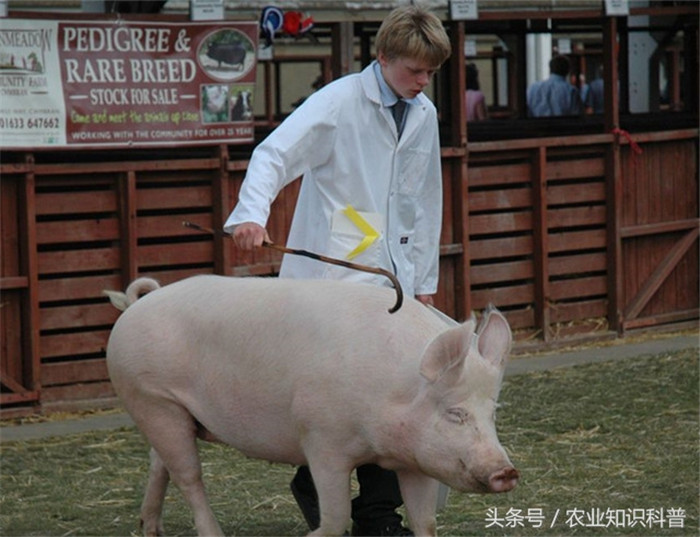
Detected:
left=378, top=53, right=438, bottom=99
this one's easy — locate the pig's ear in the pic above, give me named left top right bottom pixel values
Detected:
left=476, top=306, right=512, bottom=369
left=419, top=320, right=475, bottom=384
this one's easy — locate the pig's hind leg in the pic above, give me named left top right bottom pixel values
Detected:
left=140, top=448, right=169, bottom=536
left=132, top=400, right=224, bottom=537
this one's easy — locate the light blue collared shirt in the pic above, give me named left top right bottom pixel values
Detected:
left=373, top=60, right=420, bottom=133
left=526, top=73, right=583, bottom=117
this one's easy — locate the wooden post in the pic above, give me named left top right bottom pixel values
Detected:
left=685, top=19, right=699, bottom=116
left=21, top=154, right=41, bottom=397
left=451, top=22, right=470, bottom=321
left=332, top=21, right=354, bottom=78
left=604, top=15, right=623, bottom=333
left=604, top=17, right=620, bottom=131
left=532, top=146, right=550, bottom=341
left=214, top=144, right=231, bottom=275
left=119, top=170, right=138, bottom=285
left=514, top=22, right=529, bottom=117
left=453, top=22, right=467, bottom=148
left=263, top=61, right=274, bottom=123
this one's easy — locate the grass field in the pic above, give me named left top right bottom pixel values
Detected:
left=1, top=348, right=697, bottom=536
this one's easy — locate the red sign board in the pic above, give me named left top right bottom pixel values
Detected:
left=0, top=19, right=258, bottom=148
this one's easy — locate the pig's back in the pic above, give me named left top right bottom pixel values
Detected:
left=111, top=275, right=442, bottom=367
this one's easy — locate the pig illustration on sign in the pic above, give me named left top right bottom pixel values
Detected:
left=105, top=275, right=518, bottom=537
left=206, top=41, right=247, bottom=70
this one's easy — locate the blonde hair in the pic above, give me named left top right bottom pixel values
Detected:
left=375, top=5, right=451, bottom=67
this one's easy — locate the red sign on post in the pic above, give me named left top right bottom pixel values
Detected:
left=0, top=18, right=258, bottom=149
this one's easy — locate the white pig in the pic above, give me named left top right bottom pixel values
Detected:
left=105, top=275, right=518, bottom=537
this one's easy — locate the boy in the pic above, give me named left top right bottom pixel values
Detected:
left=224, top=5, right=451, bottom=535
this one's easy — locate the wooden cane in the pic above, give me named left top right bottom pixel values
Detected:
left=182, top=221, right=404, bottom=313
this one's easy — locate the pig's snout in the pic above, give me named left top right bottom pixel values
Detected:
left=488, top=466, right=519, bottom=492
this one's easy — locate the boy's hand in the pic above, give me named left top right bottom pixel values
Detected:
left=416, top=294, right=434, bottom=306
left=233, top=222, right=270, bottom=250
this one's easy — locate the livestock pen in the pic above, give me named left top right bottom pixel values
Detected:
left=1, top=0, right=698, bottom=416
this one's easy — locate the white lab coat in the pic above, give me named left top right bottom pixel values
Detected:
left=224, top=62, right=442, bottom=298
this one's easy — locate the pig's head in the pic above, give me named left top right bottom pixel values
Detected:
left=401, top=306, right=518, bottom=494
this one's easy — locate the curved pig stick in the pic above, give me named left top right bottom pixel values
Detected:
left=182, top=221, right=404, bottom=313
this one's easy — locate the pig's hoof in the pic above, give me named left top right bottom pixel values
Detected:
left=140, top=518, right=163, bottom=537
left=351, top=521, right=414, bottom=536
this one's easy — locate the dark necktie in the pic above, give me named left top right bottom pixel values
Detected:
left=392, top=99, right=407, bottom=138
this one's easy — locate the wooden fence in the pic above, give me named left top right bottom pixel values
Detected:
left=1, top=127, right=697, bottom=415
left=465, top=129, right=698, bottom=341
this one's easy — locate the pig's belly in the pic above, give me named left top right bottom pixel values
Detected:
left=215, top=422, right=306, bottom=465
left=187, top=395, right=307, bottom=465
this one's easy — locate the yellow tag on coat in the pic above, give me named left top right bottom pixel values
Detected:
left=342, top=205, right=380, bottom=260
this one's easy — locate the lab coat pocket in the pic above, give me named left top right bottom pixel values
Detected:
left=324, top=209, right=384, bottom=281
left=397, top=147, right=430, bottom=196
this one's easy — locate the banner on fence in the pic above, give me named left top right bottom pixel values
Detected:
left=0, top=18, right=258, bottom=149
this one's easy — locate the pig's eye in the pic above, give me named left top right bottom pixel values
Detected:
left=447, top=408, right=469, bottom=424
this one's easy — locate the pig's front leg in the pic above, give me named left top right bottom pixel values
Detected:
left=397, top=471, right=439, bottom=537
left=307, top=460, right=352, bottom=537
